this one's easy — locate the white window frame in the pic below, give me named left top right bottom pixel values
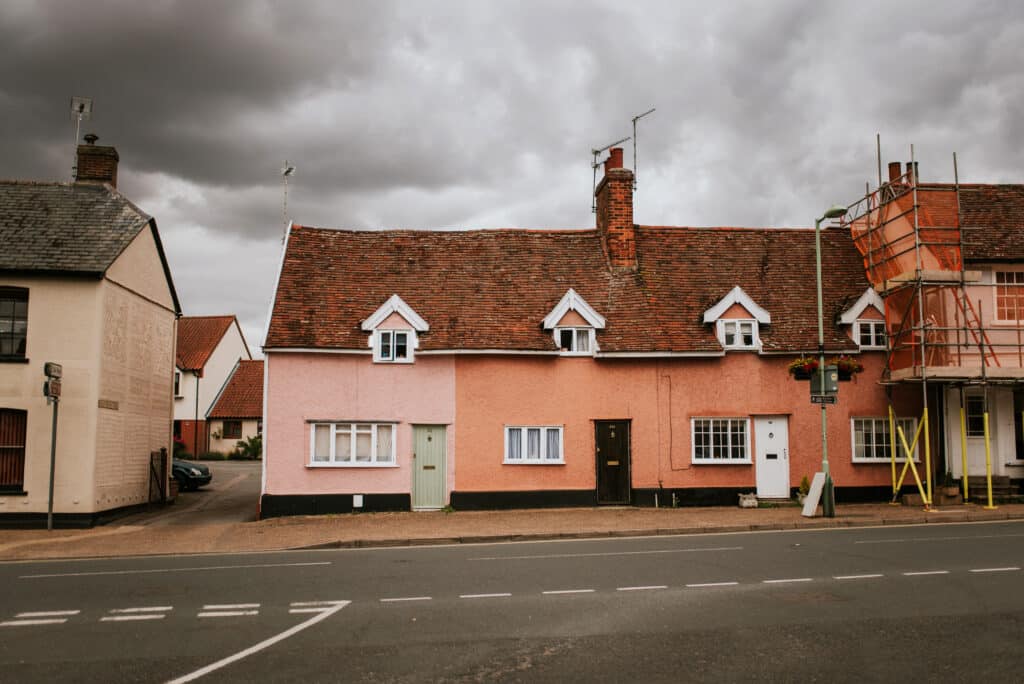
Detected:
left=504, top=425, right=564, bottom=464
left=855, top=320, right=886, bottom=350
left=717, top=319, right=758, bottom=350
left=374, top=329, right=415, bottom=363
left=690, top=417, right=751, bottom=464
left=309, top=421, right=399, bottom=467
left=850, top=417, right=919, bottom=463
left=553, top=327, right=595, bottom=356
left=173, top=371, right=182, bottom=398
left=994, top=270, right=1024, bottom=323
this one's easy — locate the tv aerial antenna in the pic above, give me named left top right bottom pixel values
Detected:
left=281, top=161, right=296, bottom=242
left=591, top=136, right=630, bottom=213
left=69, top=96, right=93, bottom=180
left=631, top=108, right=655, bottom=192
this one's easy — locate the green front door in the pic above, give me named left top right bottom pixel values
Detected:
left=412, top=425, right=446, bottom=509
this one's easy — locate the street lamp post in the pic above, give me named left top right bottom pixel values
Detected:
left=815, top=204, right=847, bottom=518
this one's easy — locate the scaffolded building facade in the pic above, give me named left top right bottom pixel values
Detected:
left=844, top=155, right=1024, bottom=507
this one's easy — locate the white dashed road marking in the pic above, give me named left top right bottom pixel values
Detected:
left=835, top=574, right=884, bottom=580
left=969, top=566, right=1020, bottom=573
left=686, top=582, right=738, bottom=588
left=168, top=600, right=351, bottom=684
left=763, top=578, right=813, bottom=584
left=1, top=618, right=69, bottom=627
left=616, top=585, right=667, bottom=592
left=459, top=593, right=512, bottom=599
left=542, top=589, right=595, bottom=595
left=13, top=610, right=80, bottom=618
left=102, top=606, right=172, bottom=622
left=903, top=570, right=949, bottom=576
left=470, top=546, right=743, bottom=561
left=379, top=596, right=433, bottom=603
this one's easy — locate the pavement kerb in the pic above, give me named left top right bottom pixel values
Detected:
left=281, top=510, right=1024, bottom=553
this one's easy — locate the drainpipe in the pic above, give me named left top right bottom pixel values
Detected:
left=193, top=371, right=201, bottom=458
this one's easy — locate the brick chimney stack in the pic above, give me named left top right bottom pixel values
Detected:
left=75, top=133, right=119, bottom=188
left=595, top=147, right=636, bottom=268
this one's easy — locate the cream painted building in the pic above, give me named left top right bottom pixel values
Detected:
left=0, top=137, right=180, bottom=526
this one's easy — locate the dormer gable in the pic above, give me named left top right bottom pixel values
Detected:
left=542, top=288, right=605, bottom=356
left=361, top=294, right=428, bottom=363
left=840, top=287, right=886, bottom=350
left=703, top=286, right=769, bottom=351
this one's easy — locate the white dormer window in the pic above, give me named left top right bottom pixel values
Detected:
left=840, top=288, right=887, bottom=351
left=856, top=320, right=886, bottom=349
left=542, top=288, right=605, bottom=358
left=555, top=327, right=593, bottom=354
left=719, top=320, right=757, bottom=349
left=376, top=330, right=411, bottom=362
left=703, top=286, right=770, bottom=352
left=361, top=294, right=429, bottom=364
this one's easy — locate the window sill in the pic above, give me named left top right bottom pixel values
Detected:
left=0, top=356, right=29, bottom=364
left=691, top=459, right=752, bottom=465
left=503, top=460, right=566, bottom=465
left=307, top=462, right=399, bottom=469
left=372, top=359, right=415, bottom=365
left=852, top=458, right=919, bottom=464
left=0, top=489, right=28, bottom=496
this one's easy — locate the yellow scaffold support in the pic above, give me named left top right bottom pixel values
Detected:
left=890, top=407, right=932, bottom=509
left=983, top=411, right=998, bottom=510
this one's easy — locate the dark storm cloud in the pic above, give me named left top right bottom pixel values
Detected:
left=1, top=0, right=1022, bottom=351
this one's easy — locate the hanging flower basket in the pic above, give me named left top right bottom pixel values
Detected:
left=829, top=354, right=864, bottom=381
left=788, top=356, right=819, bottom=380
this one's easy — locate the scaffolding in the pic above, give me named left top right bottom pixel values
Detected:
left=842, top=147, right=1024, bottom=509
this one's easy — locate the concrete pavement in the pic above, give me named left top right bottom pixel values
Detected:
left=2, top=497, right=1024, bottom=562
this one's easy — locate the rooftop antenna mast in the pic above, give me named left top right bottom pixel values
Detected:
left=591, top=136, right=630, bottom=213
left=281, top=160, right=296, bottom=243
left=631, top=107, right=656, bottom=217
left=69, top=96, right=93, bottom=181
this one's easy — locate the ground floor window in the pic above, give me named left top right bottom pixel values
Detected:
left=504, top=426, right=563, bottom=464
left=310, top=422, right=396, bottom=466
left=851, top=417, right=917, bottom=462
left=222, top=420, right=242, bottom=439
left=691, top=418, right=750, bottom=463
left=0, top=408, right=27, bottom=492
left=965, top=395, right=986, bottom=437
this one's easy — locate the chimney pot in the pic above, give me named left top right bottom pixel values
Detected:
left=905, top=161, right=919, bottom=182
left=605, top=147, right=624, bottom=173
left=887, top=161, right=902, bottom=183
left=83, top=133, right=99, bottom=145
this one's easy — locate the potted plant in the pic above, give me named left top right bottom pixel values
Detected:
left=829, top=354, right=864, bottom=381
left=788, top=356, right=819, bottom=380
left=796, top=475, right=811, bottom=504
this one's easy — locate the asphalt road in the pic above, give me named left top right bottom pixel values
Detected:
left=1, top=521, right=1023, bottom=682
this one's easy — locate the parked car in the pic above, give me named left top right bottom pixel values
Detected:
left=172, top=458, right=212, bottom=491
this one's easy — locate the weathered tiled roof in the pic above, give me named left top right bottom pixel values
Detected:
left=208, top=360, right=263, bottom=419
left=958, top=184, right=1024, bottom=262
left=177, top=315, right=239, bottom=371
left=0, top=180, right=152, bottom=274
left=266, top=224, right=868, bottom=353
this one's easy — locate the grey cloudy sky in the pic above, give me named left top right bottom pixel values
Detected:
left=2, top=1, right=1022, bottom=354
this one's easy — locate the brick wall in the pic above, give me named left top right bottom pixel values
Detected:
left=595, top=147, right=635, bottom=268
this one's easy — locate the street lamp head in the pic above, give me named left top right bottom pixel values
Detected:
left=819, top=205, right=846, bottom=221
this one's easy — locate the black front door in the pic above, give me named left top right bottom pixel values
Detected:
left=595, top=420, right=630, bottom=504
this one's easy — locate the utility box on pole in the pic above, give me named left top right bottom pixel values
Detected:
left=810, top=365, right=839, bottom=397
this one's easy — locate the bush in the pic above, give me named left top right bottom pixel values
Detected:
left=233, top=435, right=262, bottom=460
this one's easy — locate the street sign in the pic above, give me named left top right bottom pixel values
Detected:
left=44, top=362, right=63, bottom=379
left=811, top=394, right=837, bottom=405
left=43, top=379, right=61, bottom=398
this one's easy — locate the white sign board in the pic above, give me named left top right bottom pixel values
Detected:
left=801, top=472, right=827, bottom=517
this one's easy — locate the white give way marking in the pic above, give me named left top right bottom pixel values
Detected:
left=166, top=600, right=350, bottom=684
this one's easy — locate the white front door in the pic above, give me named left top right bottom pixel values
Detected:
left=754, top=416, right=790, bottom=498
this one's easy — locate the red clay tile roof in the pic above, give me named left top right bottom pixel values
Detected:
left=266, top=224, right=869, bottom=353
left=957, top=184, right=1024, bottom=261
left=176, top=315, right=239, bottom=370
left=208, top=360, right=263, bottom=419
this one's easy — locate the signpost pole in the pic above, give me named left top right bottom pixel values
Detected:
left=47, top=396, right=59, bottom=531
